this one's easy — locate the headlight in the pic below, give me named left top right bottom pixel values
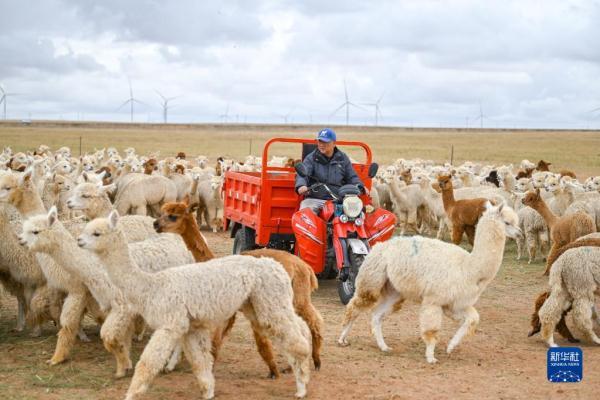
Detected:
left=343, top=195, right=363, bottom=218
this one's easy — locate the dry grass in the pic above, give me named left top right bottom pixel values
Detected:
left=1, top=121, right=599, bottom=177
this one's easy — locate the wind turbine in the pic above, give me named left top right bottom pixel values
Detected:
left=117, top=78, right=144, bottom=123
left=278, top=107, right=296, bottom=124
left=330, top=80, right=366, bottom=126
left=362, top=91, right=385, bottom=126
left=156, top=91, right=179, bottom=123
left=0, top=85, right=19, bottom=120
left=472, top=101, right=487, bottom=129
left=219, top=103, right=230, bottom=123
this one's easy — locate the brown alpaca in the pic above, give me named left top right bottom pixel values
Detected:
left=174, top=164, right=185, bottom=175
left=176, top=151, right=186, bottom=160
left=400, top=169, right=412, bottom=185
left=143, top=158, right=157, bottom=175
left=154, top=198, right=323, bottom=375
left=516, top=168, right=534, bottom=179
left=95, top=166, right=112, bottom=185
left=527, top=237, right=600, bottom=341
left=437, top=174, right=487, bottom=245
left=559, top=170, right=577, bottom=179
left=521, top=189, right=596, bottom=275
left=536, top=160, right=551, bottom=171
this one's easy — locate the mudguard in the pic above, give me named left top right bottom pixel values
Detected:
left=292, top=208, right=327, bottom=274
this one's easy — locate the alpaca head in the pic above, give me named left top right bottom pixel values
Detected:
left=18, top=206, right=61, bottom=252
left=481, top=202, right=521, bottom=239
left=515, top=178, right=531, bottom=193
left=521, top=189, right=542, bottom=207
left=544, top=174, right=561, bottom=193
left=537, top=160, right=551, bottom=171
left=52, top=160, right=73, bottom=176
left=67, top=182, right=113, bottom=211
left=143, top=158, right=158, bottom=174
left=154, top=197, right=199, bottom=234
left=436, top=174, right=453, bottom=190
left=77, top=210, right=121, bottom=253
left=51, top=173, right=74, bottom=194
left=0, top=170, right=33, bottom=205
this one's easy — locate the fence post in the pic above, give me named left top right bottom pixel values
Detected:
left=79, top=136, right=82, bottom=157
left=249, top=138, right=252, bottom=155
left=450, top=144, right=454, bottom=165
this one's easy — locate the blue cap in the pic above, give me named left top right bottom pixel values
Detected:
left=316, top=128, right=336, bottom=142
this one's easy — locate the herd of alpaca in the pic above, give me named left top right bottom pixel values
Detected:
left=2, top=144, right=600, bottom=398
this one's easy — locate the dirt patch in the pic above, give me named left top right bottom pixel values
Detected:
left=1, top=232, right=599, bottom=399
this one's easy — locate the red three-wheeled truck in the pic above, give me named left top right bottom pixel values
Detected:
left=223, top=138, right=396, bottom=304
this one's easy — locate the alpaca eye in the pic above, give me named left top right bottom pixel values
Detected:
left=32, top=230, right=39, bottom=235
left=168, top=215, right=178, bottom=222
left=81, top=194, right=90, bottom=198
left=93, top=232, right=101, bottom=237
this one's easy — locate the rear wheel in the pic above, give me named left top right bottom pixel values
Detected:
left=233, top=227, right=255, bottom=254
left=337, top=251, right=365, bottom=305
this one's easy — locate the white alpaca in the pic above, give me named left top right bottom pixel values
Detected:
left=78, top=211, right=311, bottom=399
left=19, top=207, right=194, bottom=377
left=515, top=206, right=549, bottom=263
left=114, top=174, right=177, bottom=216
left=539, top=246, right=600, bottom=347
left=197, top=175, right=224, bottom=232
left=338, top=203, right=521, bottom=364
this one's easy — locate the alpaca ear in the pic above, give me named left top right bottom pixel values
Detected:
left=82, top=172, right=89, bottom=182
left=187, top=202, right=199, bottom=214
left=20, top=169, right=33, bottom=187
left=108, top=210, right=120, bottom=230
left=48, top=206, right=58, bottom=227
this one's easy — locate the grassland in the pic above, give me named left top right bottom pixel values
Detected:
left=1, top=121, right=599, bottom=177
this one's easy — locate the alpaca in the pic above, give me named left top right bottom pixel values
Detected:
left=527, top=237, right=600, bottom=342
left=437, top=174, right=487, bottom=245
left=155, top=199, right=323, bottom=373
left=515, top=206, right=549, bottom=264
left=538, top=245, right=600, bottom=347
left=143, top=159, right=157, bottom=175
left=197, top=175, right=224, bottom=232
left=113, top=174, right=177, bottom=216
left=516, top=168, right=534, bottom=179
left=19, top=207, right=194, bottom=377
left=484, top=170, right=500, bottom=187
left=338, top=202, right=521, bottom=363
left=522, top=189, right=596, bottom=275
left=417, top=177, right=449, bottom=239
left=78, top=211, right=311, bottom=399
left=385, top=175, right=426, bottom=234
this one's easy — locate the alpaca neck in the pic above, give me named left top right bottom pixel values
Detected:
left=87, top=196, right=113, bottom=219
left=440, top=185, right=455, bottom=213
left=503, top=175, right=516, bottom=193
left=212, top=184, right=222, bottom=203
left=530, top=199, right=558, bottom=229
left=467, top=216, right=506, bottom=281
left=181, top=219, right=215, bottom=262
left=97, top=235, right=154, bottom=308
left=14, top=189, right=46, bottom=217
left=388, top=178, right=407, bottom=202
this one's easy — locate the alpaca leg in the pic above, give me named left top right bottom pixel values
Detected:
left=133, top=204, right=147, bottom=216
left=133, top=316, right=147, bottom=341
left=210, top=315, right=236, bottom=361
left=14, top=292, right=27, bottom=332
left=78, top=328, right=91, bottom=342
left=556, top=311, right=579, bottom=343
left=515, top=232, right=524, bottom=261
left=571, top=298, right=600, bottom=345
left=49, top=292, right=88, bottom=365
left=164, top=342, right=182, bottom=373
left=242, top=304, right=311, bottom=398
left=370, top=288, right=402, bottom=352
left=451, top=225, right=464, bottom=245
left=182, top=329, right=215, bottom=399
left=100, top=308, right=135, bottom=378
left=419, top=304, right=442, bottom=364
left=248, top=316, right=279, bottom=379
left=539, top=290, right=570, bottom=348
left=208, top=208, right=217, bottom=233
left=295, top=303, right=324, bottom=371
left=526, top=231, right=537, bottom=264
left=543, top=244, right=560, bottom=275
left=436, top=218, right=445, bottom=240
left=447, top=306, right=479, bottom=354
left=126, top=328, right=181, bottom=400
left=592, top=305, right=600, bottom=326
left=338, top=289, right=381, bottom=346
left=464, top=225, right=476, bottom=246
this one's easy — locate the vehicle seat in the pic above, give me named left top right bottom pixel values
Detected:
left=302, top=143, right=317, bottom=161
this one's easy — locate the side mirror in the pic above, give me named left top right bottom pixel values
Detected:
left=295, top=162, right=308, bottom=178
left=368, top=163, right=379, bottom=178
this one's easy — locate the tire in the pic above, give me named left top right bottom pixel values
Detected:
left=337, top=251, right=365, bottom=305
left=233, top=227, right=255, bottom=254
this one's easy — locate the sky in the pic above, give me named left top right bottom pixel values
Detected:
left=1, top=0, right=600, bottom=128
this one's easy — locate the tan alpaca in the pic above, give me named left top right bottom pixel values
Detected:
left=521, top=189, right=596, bottom=275
left=78, top=211, right=311, bottom=399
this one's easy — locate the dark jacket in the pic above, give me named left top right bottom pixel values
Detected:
left=295, top=147, right=363, bottom=200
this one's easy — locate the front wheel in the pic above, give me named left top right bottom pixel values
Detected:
left=337, top=251, right=365, bottom=305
